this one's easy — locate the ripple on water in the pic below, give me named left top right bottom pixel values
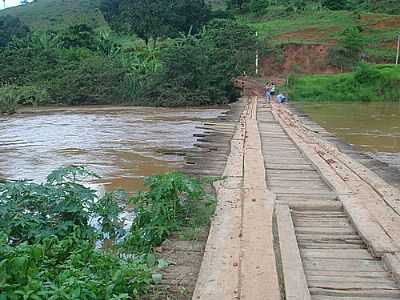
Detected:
left=0, top=106, right=227, bottom=192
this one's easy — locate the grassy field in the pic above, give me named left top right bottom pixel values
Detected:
left=288, top=64, right=400, bottom=101
left=0, top=0, right=108, bottom=31
left=239, top=10, right=400, bottom=62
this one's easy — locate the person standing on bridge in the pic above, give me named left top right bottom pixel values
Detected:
left=270, top=82, right=276, bottom=97
left=265, top=82, right=272, bottom=102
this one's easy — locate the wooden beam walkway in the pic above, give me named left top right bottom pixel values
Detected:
left=192, top=97, right=400, bottom=300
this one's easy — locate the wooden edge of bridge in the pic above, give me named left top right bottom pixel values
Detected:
left=276, top=204, right=311, bottom=300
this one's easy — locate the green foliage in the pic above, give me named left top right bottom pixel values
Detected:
left=225, top=0, right=249, bottom=10
left=0, top=86, right=18, bottom=114
left=0, top=84, right=48, bottom=114
left=124, top=172, right=215, bottom=253
left=0, top=167, right=215, bottom=298
left=0, top=0, right=108, bottom=31
left=0, top=234, right=151, bottom=299
left=328, top=26, right=364, bottom=68
left=58, top=24, right=97, bottom=50
left=0, top=166, right=155, bottom=299
left=248, top=0, right=270, bottom=16
left=0, top=15, right=30, bottom=47
left=101, top=0, right=210, bottom=45
left=322, top=0, right=348, bottom=10
left=131, top=19, right=257, bottom=106
left=288, top=64, right=400, bottom=102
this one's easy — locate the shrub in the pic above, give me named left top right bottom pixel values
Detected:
left=248, top=0, right=270, bottom=16
left=354, top=63, right=381, bottom=84
left=0, top=85, right=49, bottom=114
left=124, top=172, right=215, bottom=253
left=322, top=0, right=348, bottom=10
left=0, top=166, right=153, bottom=299
left=0, top=86, right=18, bottom=114
left=328, top=26, right=364, bottom=68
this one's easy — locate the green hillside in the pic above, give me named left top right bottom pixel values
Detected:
left=0, top=0, right=108, bottom=31
left=240, top=10, right=400, bottom=62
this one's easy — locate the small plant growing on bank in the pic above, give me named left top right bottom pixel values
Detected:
left=124, top=172, right=216, bottom=253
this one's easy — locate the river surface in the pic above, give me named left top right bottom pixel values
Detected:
left=0, top=106, right=226, bottom=192
left=298, top=102, right=400, bottom=170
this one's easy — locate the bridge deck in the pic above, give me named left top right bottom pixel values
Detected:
left=193, top=97, right=400, bottom=300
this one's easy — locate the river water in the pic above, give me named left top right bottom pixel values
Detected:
left=298, top=102, right=400, bottom=171
left=0, top=106, right=226, bottom=192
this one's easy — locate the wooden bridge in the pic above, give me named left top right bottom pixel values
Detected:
left=188, top=97, right=400, bottom=300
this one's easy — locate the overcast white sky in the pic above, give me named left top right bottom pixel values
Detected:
left=1, top=0, right=33, bottom=9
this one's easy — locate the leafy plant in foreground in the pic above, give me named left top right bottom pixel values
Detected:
left=124, top=172, right=215, bottom=253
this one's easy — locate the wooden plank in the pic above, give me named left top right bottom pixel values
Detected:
left=293, top=211, right=346, bottom=216
left=276, top=204, right=312, bottom=300
left=300, top=249, right=372, bottom=260
left=309, top=287, right=400, bottom=297
left=299, top=242, right=366, bottom=249
left=307, top=274, right=394, bottom=283
left=192, top=179, right=242, bottom=299
left=295, top=227, right=356, bottom=235
left=308, top=280, right=399, bottom=289
left=294, top=221, right=350, bottom=228
left=297, top=234, right=362, bottom=241
left=277, top=201, right=342, bottom=211
left=383, top=253, right=400, bottom=283
left=306, top=270, right=387, bottom=277
left=303, top=258, right=385, bottom=272
left=312, top=296, right=400, bottom=300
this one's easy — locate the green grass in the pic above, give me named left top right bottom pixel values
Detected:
left=288, top=64, right=400, bottom=101
left=238, top=10, right=400, bottom=62
left=0, top=0, right=108, bottom=31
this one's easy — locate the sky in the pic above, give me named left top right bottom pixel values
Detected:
left=1, top=0, right=33, bottom=9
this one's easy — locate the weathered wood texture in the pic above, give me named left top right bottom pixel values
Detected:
left=257, top=100, right=400, bottom=300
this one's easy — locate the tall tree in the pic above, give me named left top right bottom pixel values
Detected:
left=225, top=0, right=249, bottom=10
left=0, top=15, right=30, bottom=48
left=101, top=0, right=210, bottom=45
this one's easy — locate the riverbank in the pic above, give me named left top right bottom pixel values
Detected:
left=288, top=64, right=400, bottom=102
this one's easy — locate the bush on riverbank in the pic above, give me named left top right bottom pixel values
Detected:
left=288, top=64, right=400, bottom=101
left=0, top=166, right=215, bottom=299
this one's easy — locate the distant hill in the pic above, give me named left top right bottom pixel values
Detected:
left=0, top=0, right=108, bottom=31
left=239, top=10, right=400, bottom=68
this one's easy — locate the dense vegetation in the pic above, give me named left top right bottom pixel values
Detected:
left=0, top=0, right=257, bottom=112
left=1, top=0, right=400, bottom=111
left=0, top=167, right=215, bottom=299
left=288, top=64, right=400, bottom=101
left=226, top=0, right=400, bottom=15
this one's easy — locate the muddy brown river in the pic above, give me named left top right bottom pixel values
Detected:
left=0, top=106, right=226, bottom=192
left=298, top=102, right=400, bottom=170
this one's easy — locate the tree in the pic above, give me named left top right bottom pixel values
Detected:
left=322, top=0, right=348, bottom=10
left=136, top=19, right=257, bottom=106
left=0, top=15, right=30, bottom=47
left=101, top=0, right=210, bottom=45
left=58, top=24, right=97, bottom=50
left=226, top=0, right=249, bottom=10
left=248, top=0, right=270, bottom=16
left=328, top=26, right=364, bottom=68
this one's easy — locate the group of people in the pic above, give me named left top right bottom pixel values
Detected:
left=264, top=81, right=287, bottom=104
